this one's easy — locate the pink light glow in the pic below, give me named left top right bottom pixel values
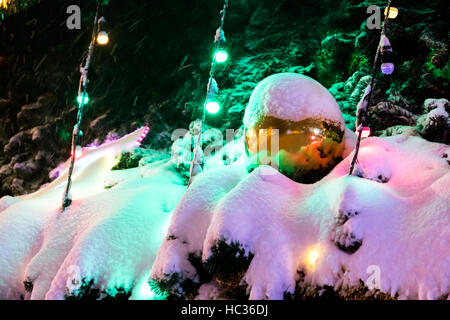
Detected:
left=361, top=127, right=371, bottom=138
left=71, top=146, right=83, bottom=159
left=75, top=126, right=150, bottom=157
left=135, top=126, right=150, bottom=145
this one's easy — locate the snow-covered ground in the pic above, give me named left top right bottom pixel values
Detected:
left=152, top=133, right=450, bottom=300
left=0, top=126, right=448, bottom=300
left=0, top=127, right=186, bottom=299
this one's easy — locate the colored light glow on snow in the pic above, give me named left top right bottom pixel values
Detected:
left=96, top=31, right=109, bottom=45
left=206, top=101, right=220, bottom=114
left=77, top=93, right=89, bottom=105
left=381, top=62, right=395, bottom=75
left=136, top=126, right=149, bottom=144
left=138, top=281, right=167, bottom=300
left=71, top=146, right=83, bottom=159
left=307, top=246, right=320, bottom=272
left=214, top=50, right=228, bottom=63
left=134, top=126, right=150, bottom=147
left=361, top=127, right=371, bottom=138
left=384, top=7, right=398, bottom=19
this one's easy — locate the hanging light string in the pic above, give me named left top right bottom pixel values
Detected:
left=62, top=3, right=102, bottom=211
left=349, top=0, right=394, bottom=175
left=188, top=0, right=229, bottom=186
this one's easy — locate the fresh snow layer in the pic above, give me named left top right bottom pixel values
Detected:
left=1, top=126, right=449, bottom=300
left=152, top=134, right=450, bottom=300
left=243, top=73, right=345, bottom=128
left=0, top=129, right=186, bottom=299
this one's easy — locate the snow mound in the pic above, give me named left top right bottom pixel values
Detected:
left=151, top=134, right=450, bottom=300
left=0, top=129, right=186, bottom=300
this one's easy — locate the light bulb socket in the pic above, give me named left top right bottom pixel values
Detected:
left=97, top=16, right=107, bottom=31
left=207, top=78, right=219, bottom=99
left=214, top=28, right=226, bottom=43
left=75, top=133, right=83, bottom=145
left=381, top=45, right=393, bottom=61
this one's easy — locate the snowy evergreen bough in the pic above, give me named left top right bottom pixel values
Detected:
left=0, top=0, right=449, bottom=302
left=150, top=133, right=450, bottom=300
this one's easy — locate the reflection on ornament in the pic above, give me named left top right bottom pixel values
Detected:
left=245, top=117, right=345, bottom=183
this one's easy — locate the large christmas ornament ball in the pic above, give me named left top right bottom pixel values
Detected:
left=244, top=73, right=346, bottom=183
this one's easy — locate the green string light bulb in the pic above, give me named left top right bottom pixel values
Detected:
left=206, top=101, right=221, bottom=114
left=214, top=50, right=228, bottom=63
left=77, top=93, right=89, bottom=105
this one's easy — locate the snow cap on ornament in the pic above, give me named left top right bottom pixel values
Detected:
left=243, top=73, right=345, bottom=129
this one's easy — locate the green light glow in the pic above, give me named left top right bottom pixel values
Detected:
left=77, top=93, right=89, bottom=105
left=144, top=280, right=167, bottom=300
left=214, top=50, right=228, bottom=63
left=206, top=101, right=220, bottom=114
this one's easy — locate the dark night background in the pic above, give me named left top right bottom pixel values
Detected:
left=0, top=0, right=449, bottom=196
